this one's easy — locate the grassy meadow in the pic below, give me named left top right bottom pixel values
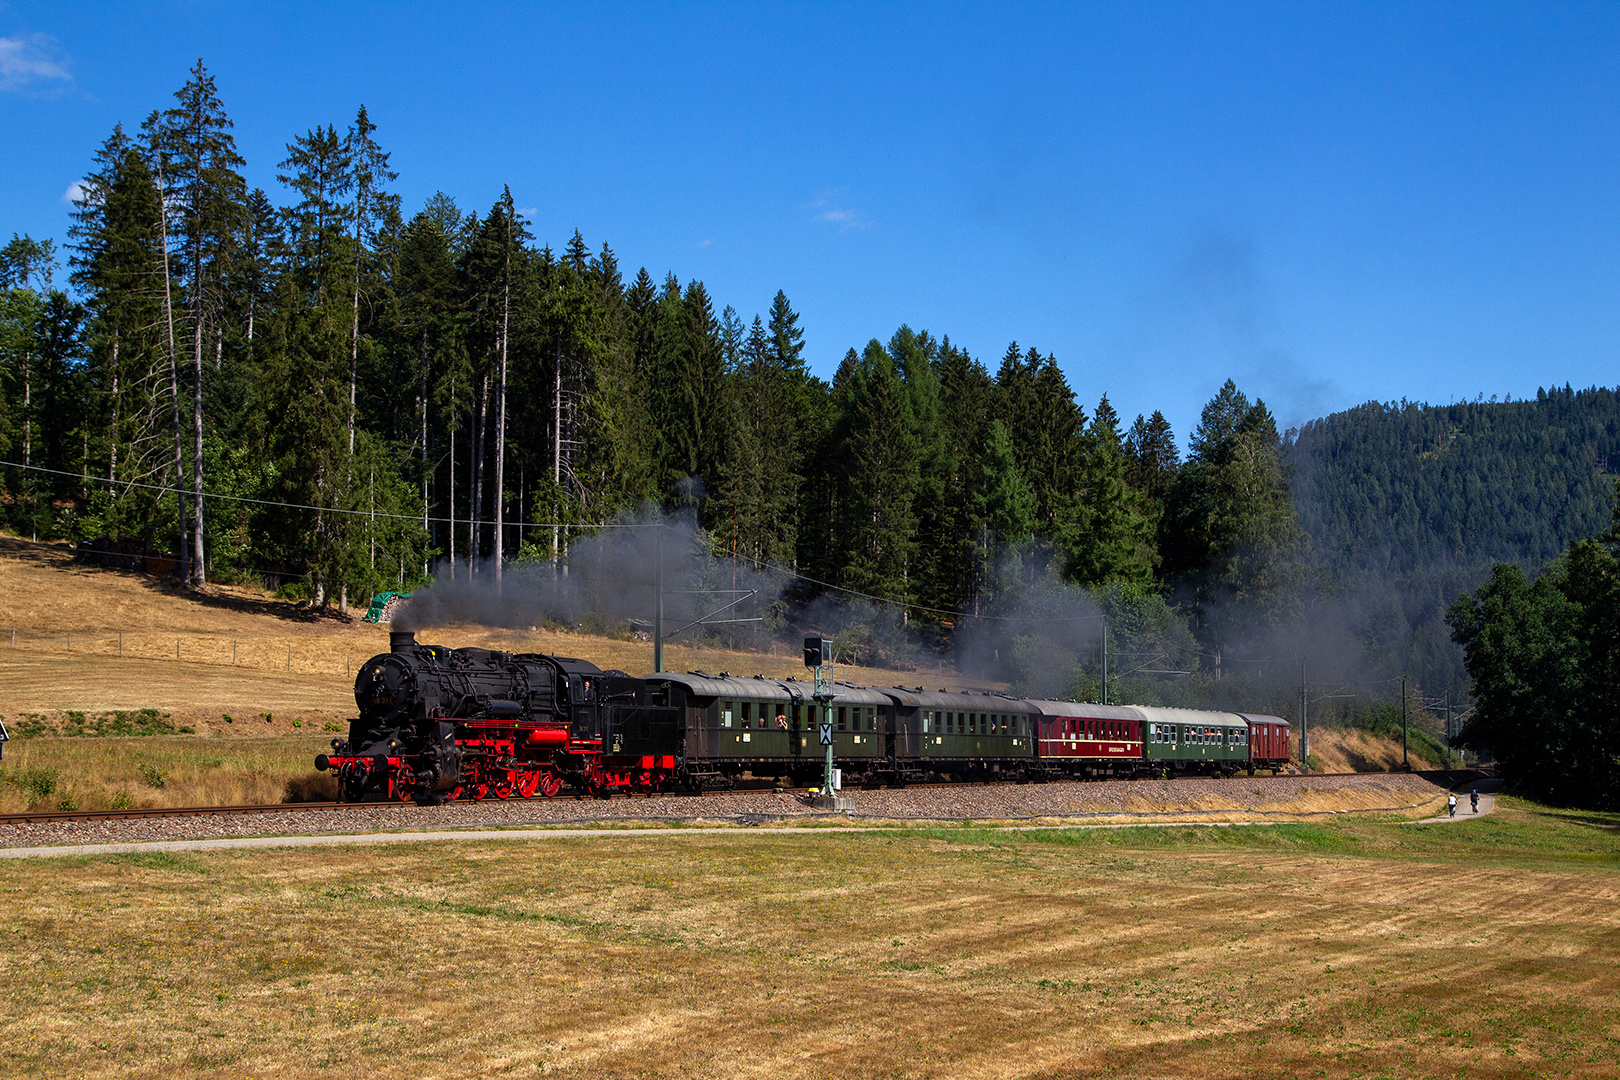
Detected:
left=1, top=798, right=1616, bottom=1079
left=0, top=735, right=335, bottom=811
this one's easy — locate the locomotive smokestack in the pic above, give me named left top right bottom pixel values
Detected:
left=390, top=630, right=417, bottom=654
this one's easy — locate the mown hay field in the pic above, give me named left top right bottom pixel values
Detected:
left=2, top=799, right=1616, bottom=1080
left=0, top=534, right=965, bottom=736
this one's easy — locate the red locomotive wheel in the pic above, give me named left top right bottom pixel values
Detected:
left=537, top=771, right=563, bottom=798
left=516, top=770, right=542, bottom=798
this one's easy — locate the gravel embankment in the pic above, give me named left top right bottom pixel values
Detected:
left=0, top=772, right=1447, bottom=851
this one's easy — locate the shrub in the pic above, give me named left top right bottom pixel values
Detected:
left=273, top=581, right=312, bottom=602
left=6, top=767, right=59, bottom=802
left=136, top=763, right=167, bottom=789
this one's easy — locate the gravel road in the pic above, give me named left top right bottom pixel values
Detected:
left=0, top=772, right=1446, bottom=852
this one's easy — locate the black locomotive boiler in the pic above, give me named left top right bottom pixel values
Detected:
left=315, top=631, right=681, bottom=803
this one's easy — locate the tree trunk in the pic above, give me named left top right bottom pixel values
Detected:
left=472, top=376, right=487, bottom=570
left=108, top=347, right=119, bottom=485
left=494, top=233, right=510, bottom=587
left=154, top=163, right=188, bottom=585
left=191, top=295, right=206, bottom=586
left=552, top=333, right=562, bottom=564
left=420, top=336, right=429, bottom=579
left=447, top=424, right=455, bottom=581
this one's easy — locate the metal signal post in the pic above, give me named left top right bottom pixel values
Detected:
left=806, top=635, right=837, bottom=796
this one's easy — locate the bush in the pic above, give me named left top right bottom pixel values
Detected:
left=273, top=581, right=312, bottom=602
left=5, top=767, right=59, bottom=803
left=136, top=763, right=167, bottom=789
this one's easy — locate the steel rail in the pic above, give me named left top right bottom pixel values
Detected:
left=0, top=802, right=345, bottom=825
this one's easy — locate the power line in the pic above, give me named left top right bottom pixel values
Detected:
left=0, top=460, right=660, bottom=529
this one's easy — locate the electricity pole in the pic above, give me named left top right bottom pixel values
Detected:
left=1401, top=674, right=1409, bottom=771
left=653, top=526, right=664, bottom=673
left=1300, top=658, right=1309, bottom=770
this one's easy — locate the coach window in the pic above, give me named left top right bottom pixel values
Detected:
left=837, top=707, right=847, bottom=731
left=720, top=702, right=732, bottom=728
left=740, top=702, right=752, bottom=729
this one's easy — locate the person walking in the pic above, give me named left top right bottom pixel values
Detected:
left=1470, top=788, right=1479, bottom=814
left=1448, top=793, right=1458, bottom=817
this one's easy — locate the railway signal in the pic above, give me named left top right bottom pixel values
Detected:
left=806, top=635, right=838, bottom=797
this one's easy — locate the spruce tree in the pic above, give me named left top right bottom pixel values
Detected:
left=156, top=59, right=246, bottom=585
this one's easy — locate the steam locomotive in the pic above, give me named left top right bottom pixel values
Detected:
left=315, top=631, right=1291, bottom=803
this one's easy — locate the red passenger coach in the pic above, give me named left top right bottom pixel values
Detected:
left=1242, top=714, right=1291, bottom=772
left=1026, top=701, right=1147, bottom=779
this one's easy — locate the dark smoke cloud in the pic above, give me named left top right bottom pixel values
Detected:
left=396, top=507, right=791, bottom=651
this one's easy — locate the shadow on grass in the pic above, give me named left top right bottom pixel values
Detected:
left=0, top=534, right=349, bottom=626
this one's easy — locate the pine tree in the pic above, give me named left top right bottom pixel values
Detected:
left=969, top=418, right=1037, bottom=606
left=343, top=105, right=399, bottom=456
left=837, top=340, right=920, bottom=602
left=156, top=59, right=246, bottom=585
left=1162, top=380, right=1308, bottom=647
left=1063, top=394, right=1155, bottom=589
left=68, top=128, right=173, bottom=538
left=1125, top=409, right=1179, bottom=514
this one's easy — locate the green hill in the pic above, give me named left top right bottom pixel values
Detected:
left=1287, top=385, right=1620, bottom=689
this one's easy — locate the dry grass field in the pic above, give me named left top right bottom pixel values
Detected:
left=0, top=736, right=333, bottom=812
left=1, top=799, right=1616, bottom=1079
left=0, top=535, right=965, bottom=735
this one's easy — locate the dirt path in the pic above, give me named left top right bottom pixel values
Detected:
left=1409, top=778, right=1502, bottom=823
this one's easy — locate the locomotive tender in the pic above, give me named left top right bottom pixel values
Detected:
left=315, top=631, right=1290, bottom=803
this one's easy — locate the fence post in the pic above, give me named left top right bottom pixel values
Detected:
left=287, top=646, right=291, bottom=672
left=233, top=639, right=237, bottom=666
left=118, top=631, right=123, bottom=657
left=66, top=633, right=70, bottom=653
left=176, top=638, right=180, bottom=662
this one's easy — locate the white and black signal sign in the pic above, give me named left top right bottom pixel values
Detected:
left=819, top=722, right=834, bottom=746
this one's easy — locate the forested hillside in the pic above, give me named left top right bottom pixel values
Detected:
left=1288, top=388, right=1620, bottom=690
left=2, top=60, right=1614, bottom=721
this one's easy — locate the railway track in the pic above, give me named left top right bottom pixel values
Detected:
left=0, top=802, right=345, bottom=825
left=0, top=768, right=1425, bottom=827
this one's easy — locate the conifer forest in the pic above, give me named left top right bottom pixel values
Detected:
left=4, top=63, right=1619, bottom=748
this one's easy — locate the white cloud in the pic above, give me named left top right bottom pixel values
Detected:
left=516, top=207, right=537, bottom=219
left=0, top=33, right=72, bottom=95
left=808, top=189, right=871, bottom=232
left=696, top=238, right=712, bottom=248
left=62, top=180, right=88, bottom=205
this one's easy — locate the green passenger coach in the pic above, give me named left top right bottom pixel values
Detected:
left=1135, top=706, right=1251, bottom=776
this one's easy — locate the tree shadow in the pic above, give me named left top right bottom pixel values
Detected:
left=1, top=535, right=352, bottom=626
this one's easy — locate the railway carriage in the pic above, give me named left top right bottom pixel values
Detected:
left=879, top=689, right=1036, bottom=782
left=1137, top=706, right=1251, bottom=777
left=1023, top=700, right=1146, bottom=778
left=1241, top=713, right=1292, bottom=773
left=644, top=672, right=892, bottom=788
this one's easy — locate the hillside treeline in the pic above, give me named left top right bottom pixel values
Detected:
left=0, top=64, right=1306, bottom=653
left=1288, top=388, right=1620, bottom=691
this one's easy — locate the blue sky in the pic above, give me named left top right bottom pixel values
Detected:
left=3, top=1, right=1618, bottom=446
